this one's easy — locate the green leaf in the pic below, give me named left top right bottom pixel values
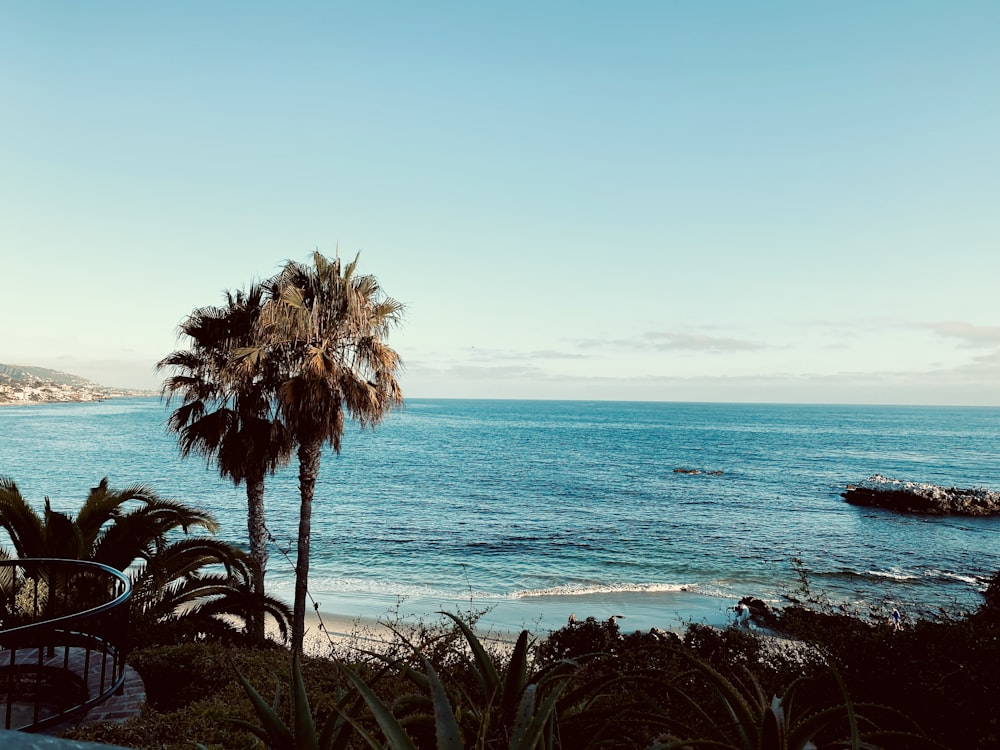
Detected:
left=423, top=657, right=464, bottom=750
left=509, top=683, right=537, bottom=749
left=675, top=649, right=758, bottom=746
left=339, top=664, right=418, bottom=750
left=759, top=699, right=785, bottom=750
left=501, top=630, right=531, bottom=720
left=291, top=653, right=319, bottom=750
left=510, top=680, right=567, bottom=750
left=438, top=610, right=500, bottom=697
left=231, top=665, right=294, bottom=750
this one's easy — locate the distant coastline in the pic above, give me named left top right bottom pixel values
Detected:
left=0, top=362, right=154, bottom=405
left=0, top=390, right=154, bottom=406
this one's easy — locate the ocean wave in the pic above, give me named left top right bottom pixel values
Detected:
left=280, top=575, right=741, bottom=603
left=866, top=568, right=982, bottom=586
left=270, top=576, right=464, bottom=600
left=511, top=582, right=696, bottom=599
left=927, top=570, right=982, bottom=585
left=811, top=567, right=984, bottom=590
left=865, top=569, right=919, bottom=581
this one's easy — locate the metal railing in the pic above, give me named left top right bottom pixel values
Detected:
left=0, top=559, right=131, bottom=732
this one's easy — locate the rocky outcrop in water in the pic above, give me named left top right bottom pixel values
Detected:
left=842, top=474, right=1000, bottom=516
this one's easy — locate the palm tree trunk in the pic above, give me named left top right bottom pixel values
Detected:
left=246, top=472, right=268, bottom=641
left=291, top=440, right=322, bottom=654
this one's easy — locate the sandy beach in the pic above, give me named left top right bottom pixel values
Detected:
left=282, top=587, right=739, bottom=657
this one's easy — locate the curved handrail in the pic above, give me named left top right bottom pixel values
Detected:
left=0, top=558, right=133, bottom=732
left=0, top=558, right=131, bottom=637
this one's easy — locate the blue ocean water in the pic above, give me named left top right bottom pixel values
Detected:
left=1, top=398, right=999, bottom=633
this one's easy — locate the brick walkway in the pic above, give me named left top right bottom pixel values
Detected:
left=76, top=662, right=145, bottom=727
left=2, top=647, right=146, bottom=732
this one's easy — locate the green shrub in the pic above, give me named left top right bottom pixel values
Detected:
left=62, top=588, right=1000, bottom=750
left=63, top=643, right=347, bottom=750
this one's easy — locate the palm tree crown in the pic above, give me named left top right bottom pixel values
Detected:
left=0, top=476, right=291, bottom=643
left=159, top=285, right=292, bottom=485
left=0, top=476, right=216, bottom=565
left=256, top=251, right=405, bottom=446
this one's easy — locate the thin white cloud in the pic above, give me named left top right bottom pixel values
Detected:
left=919, top=321, right=1000, bottom=348
left=577, top=331, right=763, bottom=353
left=464, top=347, right=590, bottom=362
left=403, top=350, right=1000, bottom=405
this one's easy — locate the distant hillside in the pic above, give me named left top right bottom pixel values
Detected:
left=0, top=363, right=151, bottom=405
left=0, top=363, right=97, bottom=387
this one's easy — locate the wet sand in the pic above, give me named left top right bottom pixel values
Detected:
left=282, top=587, right=738, bottom=655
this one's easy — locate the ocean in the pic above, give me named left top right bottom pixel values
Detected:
left=1, top=398, right=998, bottom=634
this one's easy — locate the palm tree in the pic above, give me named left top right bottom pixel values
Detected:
left=128, top=535, right=293, bottom=647
left=0, top=475, right=217, bottom=563
left=0, top=476, right=291, bottom=642
left=158, top=284, right=293, bottom=639
left=248, top=251, right=404, bottom=653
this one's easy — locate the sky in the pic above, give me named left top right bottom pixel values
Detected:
left=2, top=2, right=999, bottom=405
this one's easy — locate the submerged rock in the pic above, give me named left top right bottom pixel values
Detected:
left=842, top=474, right=1000, bottom=516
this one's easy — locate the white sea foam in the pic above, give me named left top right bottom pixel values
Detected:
left=866, top=569, right=918, bottom=581
left=512, top=582, right=693, bottom=599
left=931, top=570, right=981, bottom=585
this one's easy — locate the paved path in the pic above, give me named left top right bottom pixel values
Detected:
left=76, top=662, right=146, bottom=727
left=2, top=647, right=146, bottom=732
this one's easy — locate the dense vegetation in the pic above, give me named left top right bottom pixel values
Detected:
left=64, top=574, right=1000, bottom=749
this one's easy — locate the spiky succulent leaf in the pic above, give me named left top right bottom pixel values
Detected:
left=509, top=680, right=567, bottom=750
left=423, top=658, right=464, bottom=750
left=438, top=610, right=501, bottom=698
left=290, top=653, right=319, bottom=750
left=339, top=664, right=418, bottom=750
left=231, top=666, right=294, bottom=749
left=501, top=630, right=531, bottom=721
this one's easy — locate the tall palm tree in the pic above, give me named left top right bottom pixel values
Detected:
left=248, top=251, right=404, bottom=653
left=158, top=284, right=293, bottom=639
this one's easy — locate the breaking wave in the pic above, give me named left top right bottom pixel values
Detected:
left=512, top=582, right=694, bottom=599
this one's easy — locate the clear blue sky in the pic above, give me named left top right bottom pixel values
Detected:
left=2, top=2, right=998, bottom=404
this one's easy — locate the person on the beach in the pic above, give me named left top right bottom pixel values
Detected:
left=736, top=602, right=750, bottom=627
left=891, top=608, right=901, bottom=631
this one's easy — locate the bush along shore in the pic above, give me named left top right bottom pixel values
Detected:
left=64, top=571, right=1000, bottom=750
left=842, top=474, right=1000, bottom=515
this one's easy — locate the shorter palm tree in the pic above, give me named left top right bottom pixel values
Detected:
left=0, top=476, right=290, bottom=644
left=159, top=284, right=294, bottom=640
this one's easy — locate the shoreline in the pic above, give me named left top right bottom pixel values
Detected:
left=0, top=391, right=156, bottom=407
left=268, top=587, right=739, bottom=655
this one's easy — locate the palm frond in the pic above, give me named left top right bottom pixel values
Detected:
left=0, top=477, right=46, bottom=558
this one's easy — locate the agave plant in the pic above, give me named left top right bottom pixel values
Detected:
left=334, top=611, right=584, bottom=750
left=229, top=651, right=361, bottom=750
left=230, top=611, right=583, bottom=750
left=644, top=648, right=938, bottom=750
